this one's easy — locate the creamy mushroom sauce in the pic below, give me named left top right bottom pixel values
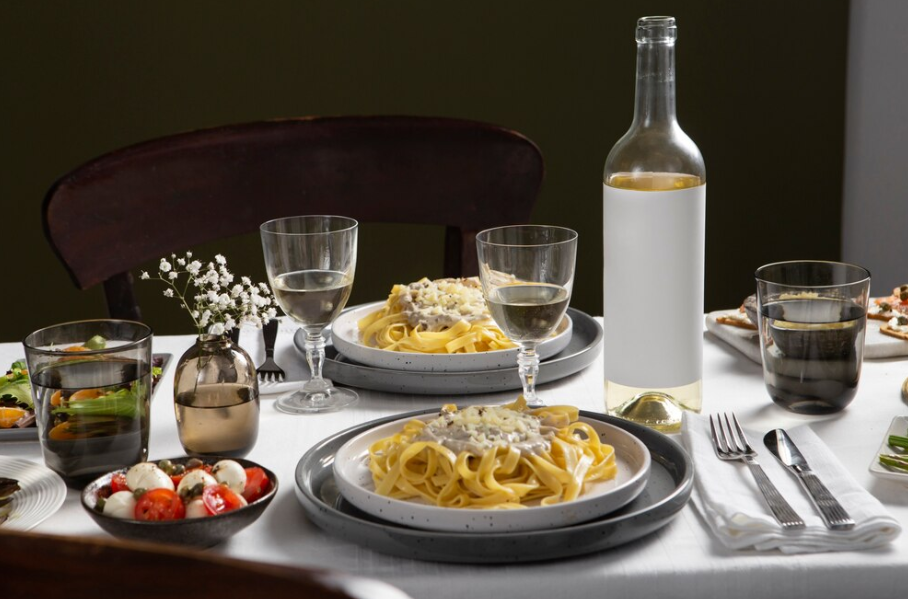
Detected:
left=414, top=404, right=556, bottom=456
left=396, top=277, right=490, bottom=331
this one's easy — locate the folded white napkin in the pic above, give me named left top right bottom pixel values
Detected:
left=682, top=412, right=901, bottom=553
left=236, top=320, right=308, bottom=396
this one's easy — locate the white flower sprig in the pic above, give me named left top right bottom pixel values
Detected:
left=140, top=252, right=277, bottom=336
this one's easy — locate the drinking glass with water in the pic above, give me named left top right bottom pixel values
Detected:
left=23, top=320, right=153, bottom=486
left=755, top=261, right=871, bottom=415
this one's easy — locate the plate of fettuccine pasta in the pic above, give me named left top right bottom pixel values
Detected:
left=332, top=397, right=650, bottom=532
left=330, top=277, right=572, bottom=372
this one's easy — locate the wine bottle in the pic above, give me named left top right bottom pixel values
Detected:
left=602, top=16, right=706, bottom=432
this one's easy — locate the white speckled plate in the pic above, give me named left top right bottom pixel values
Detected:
left=332, top=412, right=650, bottom=533
left=0, top=456, right=66, bottom=530
left=330, top=302, right=572, bottom=372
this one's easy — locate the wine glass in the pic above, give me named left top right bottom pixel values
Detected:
left=476, top=225, right=578, bottom=407
left=260, top=215, right=359, bottom=414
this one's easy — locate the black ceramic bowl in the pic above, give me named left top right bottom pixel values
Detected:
left=81, top=456, right=278, bottom=547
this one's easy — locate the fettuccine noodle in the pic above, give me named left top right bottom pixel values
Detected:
left=368, top=397, right=617, bottom=509
left=358, top=277, right=517, bottom=354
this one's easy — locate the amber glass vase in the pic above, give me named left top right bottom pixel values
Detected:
left=173, top=334, right=259, bottom=458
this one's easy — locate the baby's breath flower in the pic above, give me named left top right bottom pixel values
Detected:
left=141, top=252, right=273, bottom=336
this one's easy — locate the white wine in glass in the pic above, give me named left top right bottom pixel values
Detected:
left=260, top=215, right=359, bottom=414
left=476, top=225, right=577, bottom=407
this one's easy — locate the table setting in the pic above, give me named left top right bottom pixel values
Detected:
left=4, top=14, right=908, bottom=598
left=1, top=211, right=907, bottom=599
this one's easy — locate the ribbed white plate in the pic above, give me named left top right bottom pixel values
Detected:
left=0, top=456, right=67, bottom=530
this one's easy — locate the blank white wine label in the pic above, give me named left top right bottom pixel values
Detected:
left=602, top=183, right=706, bottom=388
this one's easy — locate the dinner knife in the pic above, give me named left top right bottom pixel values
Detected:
left=763, top=429, right=855, bottom=530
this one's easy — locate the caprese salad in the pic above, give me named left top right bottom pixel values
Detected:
left=94, top=458, right=272, bottom=521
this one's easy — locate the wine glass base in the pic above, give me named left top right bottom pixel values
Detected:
left=274, top=386, right=359, bottom=414
left=521, top=394, right=545, bottom=408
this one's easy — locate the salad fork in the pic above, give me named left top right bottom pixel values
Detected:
left=709, top=413, right=805, bottom=530
left=256, top=318, right=285, bottom=384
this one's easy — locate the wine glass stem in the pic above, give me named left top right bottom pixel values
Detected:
left=303, top=330, right=328, bottom=391
left=517, top=344, right=541, bottom=407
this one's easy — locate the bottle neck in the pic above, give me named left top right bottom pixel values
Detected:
left=632, top=38, right=677, bottom=128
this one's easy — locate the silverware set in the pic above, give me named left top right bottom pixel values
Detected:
left=708, top=413, right=854, bottom=531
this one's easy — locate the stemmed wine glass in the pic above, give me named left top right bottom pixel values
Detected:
left=476, top=225, right=578, bottom=407
left=260, top=215, right=359, bottom=414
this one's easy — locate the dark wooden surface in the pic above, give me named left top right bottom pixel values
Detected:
left=0, top=528, right=412, bottom=599
left=43, top=116, right=544, bottom=320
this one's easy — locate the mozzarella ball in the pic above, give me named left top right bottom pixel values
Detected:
left=126, top=462, right=174, bottom=492
left=185, top=498, right=209, bottom=519
left=177, top=469, right=218, bottom=496
left=212, top=460, right=247, bottom=494
left=102, top=491, right=137, bottom=519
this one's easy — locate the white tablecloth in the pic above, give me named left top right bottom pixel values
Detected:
left=3, top=323, right=908, bottom=599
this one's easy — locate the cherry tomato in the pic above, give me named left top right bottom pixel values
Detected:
left=134, top=488, right=186, bottom=521
left=242, top=467, right=270, bottom=503
left=202, top=484, right=245, bottom=515
left=169, top=473, right=185, bottom=488
left=110, top=472, right=130, bottom=494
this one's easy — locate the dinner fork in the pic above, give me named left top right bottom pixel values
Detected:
left=709, top=413, right=805, bottom=530
left=256, top=318, right=285, bottom=384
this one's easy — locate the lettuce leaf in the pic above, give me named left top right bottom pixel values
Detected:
left=52, top=387, right=140, bottom=419
left=0, top=361, right=33, bottom=409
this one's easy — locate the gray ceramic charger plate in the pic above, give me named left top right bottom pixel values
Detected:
left=294, top=409, right=693, bottom=563
left=292, top=307, right=602, bottom=395
left=0, top=353, right=173, bottom=442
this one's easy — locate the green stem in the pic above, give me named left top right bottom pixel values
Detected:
left=879, top=454, right=908, bottom=472
left=888, top=435, right=908, bottom=451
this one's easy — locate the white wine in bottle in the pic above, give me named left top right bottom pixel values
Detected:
left=602, top=16, right=706, bottom=432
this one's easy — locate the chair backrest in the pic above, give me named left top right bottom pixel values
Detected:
left=0, top=528, right=413, bottom=599
left=43, top=116, right=545, bottom=320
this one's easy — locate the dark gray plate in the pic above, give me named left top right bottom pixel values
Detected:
left=293, top=308, right=602, bottom=395
left=294, top=409, right=693, bottom=563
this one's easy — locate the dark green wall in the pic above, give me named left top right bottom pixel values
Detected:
left=2, top=1, right=849, bottom=338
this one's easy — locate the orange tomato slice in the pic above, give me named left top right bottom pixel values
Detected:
left=70, top=389, right=104, bottom=401
left=0, top=407, right=27, bottom=429
left=48, top=421, right=79, bottom=440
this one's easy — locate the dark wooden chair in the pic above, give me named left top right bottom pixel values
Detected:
left=43, top=116, right=544, bottom=321
left=0, top=528, right=412, bottom=599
